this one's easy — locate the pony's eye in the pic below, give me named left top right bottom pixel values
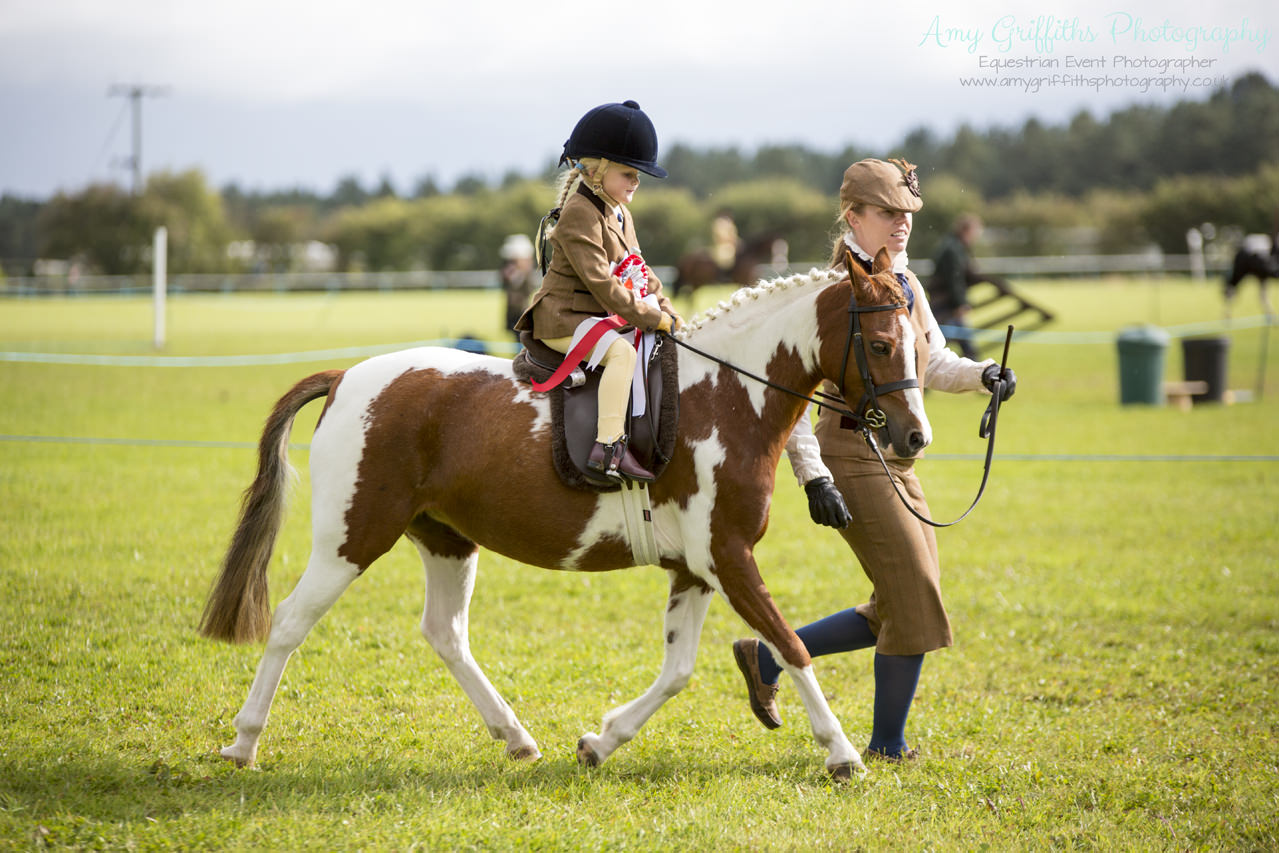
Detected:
left=870, top=341, right=890, bottom=356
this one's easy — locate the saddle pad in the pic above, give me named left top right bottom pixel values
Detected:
left=513, top=331, right=679, bottom=493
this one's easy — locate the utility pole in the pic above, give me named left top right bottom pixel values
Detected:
left=108, top=84, right=169, bottom=194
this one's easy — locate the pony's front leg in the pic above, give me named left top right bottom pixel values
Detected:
left=720, top=555, right=863, bottom=780
left=576, top=574, right=713, bottom=768
left=222, top=555, right=359, bottom=767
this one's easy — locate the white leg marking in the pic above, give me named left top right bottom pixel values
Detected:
left=774, top=661, right=863, bottom=775
left=222, top=551, right=360, bottom=767
left=411, top=538, right=540, bottom=761
left=577, top=584, right=715, bottom=766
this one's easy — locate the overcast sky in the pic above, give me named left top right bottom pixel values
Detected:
left=1, top=0, right=1273, bottom=198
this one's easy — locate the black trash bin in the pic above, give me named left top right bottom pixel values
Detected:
left=1181, top=336, right=1230, bottom=403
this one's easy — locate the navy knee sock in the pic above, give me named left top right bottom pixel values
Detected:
left=866, top=652, right=924, bottom=758
left=756, top=608, right=878, bottom=684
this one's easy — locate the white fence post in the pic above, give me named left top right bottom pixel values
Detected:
left=153, top=226, right=167, bottom=349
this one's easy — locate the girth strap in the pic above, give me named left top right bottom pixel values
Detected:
left=618, top=481, right=660, bottom=566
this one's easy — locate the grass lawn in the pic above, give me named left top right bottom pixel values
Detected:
left=1, top=277, right=1276, bottom=850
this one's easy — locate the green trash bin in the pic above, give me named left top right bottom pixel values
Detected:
left=1116, top=325, right=1170, bottom=405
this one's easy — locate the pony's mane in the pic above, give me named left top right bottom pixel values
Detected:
left=675, top=265, right=905, bottom=338
left=676, top=267, right=844, bottom=337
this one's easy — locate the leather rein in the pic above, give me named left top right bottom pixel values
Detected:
left=664, top=253, right=1013, bottom=528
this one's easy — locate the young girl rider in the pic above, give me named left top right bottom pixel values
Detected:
left=515, top=100, right=684, bottom=481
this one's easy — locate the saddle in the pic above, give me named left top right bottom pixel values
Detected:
left=512, top=330, right=680, bottom=492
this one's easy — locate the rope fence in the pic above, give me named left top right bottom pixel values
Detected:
left=0, top=316, right=1271, bottom=367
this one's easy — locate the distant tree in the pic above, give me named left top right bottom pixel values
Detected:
left=331, top=174, right=370, bottom=208
left=251, top=205, right=312, bottom=271
left=325, top=197, right=417, bottom=271
left=412, top=175, right=442, bottom=199
left=628, top=185, right=704, bottom=266
left=375, top=173, right=398, bottom=199
left=940, top=124, right=1002, bottom=194
left=139, top=170, right=237, bottom=273
left=1217, top=72, right=1279, bottom=176
left=705, top=179, right=832, bottom=263
left=910, top=174, right=984, bottom=260
left=452, top=173, right=489, bottom=196
left=37, top=182, right=151, bottom=274
left=0, top=194, right=42, bottom=274
left=1141, top=166, right=1279, bottom=253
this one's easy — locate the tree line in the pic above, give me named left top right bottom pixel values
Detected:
left=2, top=72, right=1275, bottom=279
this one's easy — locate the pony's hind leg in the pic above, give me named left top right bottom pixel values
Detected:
left=221, top=551, right=360, bottom=767
left=576, top=573, right=714, bottom=768
left=408, top=523, right=541, bottom=761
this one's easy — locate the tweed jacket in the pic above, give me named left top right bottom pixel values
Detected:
left=515, top=183, right=673, bottom=339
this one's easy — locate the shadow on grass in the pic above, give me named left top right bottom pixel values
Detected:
left=0, top=742, right=840, bottom=825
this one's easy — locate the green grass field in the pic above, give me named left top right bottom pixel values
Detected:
left=2, top=278, right=1276, bottom=850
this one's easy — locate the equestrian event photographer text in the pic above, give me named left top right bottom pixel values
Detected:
left=919, top=13, right=1270, bottom=54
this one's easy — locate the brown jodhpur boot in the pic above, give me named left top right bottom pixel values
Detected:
left=732, top=638, right=782, bottom=729
left=587, top=436, right=655, bottom=482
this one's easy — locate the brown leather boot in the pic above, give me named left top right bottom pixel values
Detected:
left=732, top=638, right=782, bottom=729
left=587, top=436, right=655, bottom=482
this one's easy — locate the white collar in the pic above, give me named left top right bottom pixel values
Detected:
left=842, top=233, right=909, bottom=274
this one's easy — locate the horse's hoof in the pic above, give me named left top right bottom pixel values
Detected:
left=219, top=746, right=254, bottom=768
left=508, top=745, right=542, bottom=762
left=575, top=737, right=600, bottom=768
left=827, top=761, right=856, bottom=783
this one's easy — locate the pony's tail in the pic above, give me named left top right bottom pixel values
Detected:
left=198, top=370, right=345, bottom=644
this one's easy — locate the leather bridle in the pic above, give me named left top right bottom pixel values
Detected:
left=663, top=257, right=1015, bottom=529
left=835, top=248, right=919, bottom=431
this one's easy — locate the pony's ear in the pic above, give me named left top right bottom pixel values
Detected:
left=872, top=247, right=893, bottom=274
left=844, top=246, right=868, bottom=283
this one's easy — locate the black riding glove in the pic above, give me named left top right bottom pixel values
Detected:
left=804, top=477, right=851, bottom=529
left=981, top=364, right=1018, bottom=401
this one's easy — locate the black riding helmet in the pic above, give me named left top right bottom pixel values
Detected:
left=559, top=100, right=668, bottom=179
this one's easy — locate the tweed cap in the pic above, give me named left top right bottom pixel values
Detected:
left=839, top=158, right=922, bottom=212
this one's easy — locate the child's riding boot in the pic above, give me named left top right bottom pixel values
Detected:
left=587, top=436, right=655, bottom=482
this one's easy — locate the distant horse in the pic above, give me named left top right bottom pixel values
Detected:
left=1224, top=233, right=1277, bottom=319
left=673, top=231, right=784, bottom=296
left=199, top=249, right=929, bottom=780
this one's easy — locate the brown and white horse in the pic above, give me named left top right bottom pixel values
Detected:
left=199, top=249, right=930, bottom=779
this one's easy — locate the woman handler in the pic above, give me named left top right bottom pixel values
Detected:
left=731, top=158, right=1017, bottom=762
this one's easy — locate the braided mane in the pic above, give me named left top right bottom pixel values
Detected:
left=676, top=267, right=844, bottom=338
left=675, top=264, right=905, bottom=340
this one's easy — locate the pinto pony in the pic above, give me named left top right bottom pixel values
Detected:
left=199, top=250, right=930, bottom=779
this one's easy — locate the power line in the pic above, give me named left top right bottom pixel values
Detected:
left=107, top=84, right=170, bottom=194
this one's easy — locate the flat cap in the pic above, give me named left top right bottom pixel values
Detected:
left=839, top=158, right=922, bottom=212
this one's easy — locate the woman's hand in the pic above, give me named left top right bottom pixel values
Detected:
left=981, top=364, right=1017, bottom=400
left=804, top=477, right=851, bottom=529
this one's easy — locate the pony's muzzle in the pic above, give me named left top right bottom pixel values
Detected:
left=904, top=428, right=929, bottom=456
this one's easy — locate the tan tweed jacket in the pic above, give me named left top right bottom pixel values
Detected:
left=515, top=183, right=672, bottom=339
